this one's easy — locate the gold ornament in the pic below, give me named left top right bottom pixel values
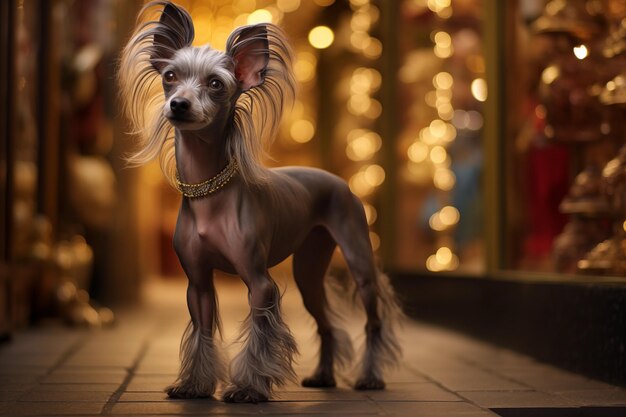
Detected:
left=175, top=159, right=238, bottom=198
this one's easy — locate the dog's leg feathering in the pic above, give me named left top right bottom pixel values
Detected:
left=223, top=279, right=298, bottom=403
left=354, top=272, right=403, bottom=390
left=165, top=320, right=227, bottom=398
left=166, top=279, right=226, bottom=399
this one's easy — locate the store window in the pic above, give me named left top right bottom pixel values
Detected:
left=502, top=0, right=626, bottom=278
left=393, top=0, right=486, bottom=274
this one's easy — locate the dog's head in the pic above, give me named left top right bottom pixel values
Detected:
left=149, top=3, right=271, bottom=131
left=119, top=1, right=293, bottom=185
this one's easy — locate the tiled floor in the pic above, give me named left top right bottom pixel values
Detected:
left=1, top=276, right=625, bottom=416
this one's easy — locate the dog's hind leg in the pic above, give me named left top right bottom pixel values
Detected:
left=326, top=191, right=402, bottom=390
left=223, top=267, right=298, bottom=403
left=293, top=226, right=353, bottom=388
left=166, top=262, right=226, bottom=398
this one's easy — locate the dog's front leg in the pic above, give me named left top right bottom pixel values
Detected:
left=166, top=269, right=226, bottom=399
left=223, top=273, right=298, bottom=403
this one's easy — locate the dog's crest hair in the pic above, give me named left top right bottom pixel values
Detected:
left=118, top=1, right=294, bottom=186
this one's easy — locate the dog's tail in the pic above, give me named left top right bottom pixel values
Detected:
left=369, top=271, right=404, bottom=376
left=325, top=268, right=404, bottom=376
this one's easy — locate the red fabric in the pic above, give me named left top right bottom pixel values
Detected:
left=523, top=144, right=570, bottom=258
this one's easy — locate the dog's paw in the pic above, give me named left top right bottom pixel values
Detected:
left=165, top=383, right=214, bottom=399
left=354, top=375, right=385, bottom=390
left=222, top=385, right=268, bottom=403
left=301, top=373, right=336, bottom=388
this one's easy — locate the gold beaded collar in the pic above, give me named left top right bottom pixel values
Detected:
left=175, top=159, right=238, bottom=198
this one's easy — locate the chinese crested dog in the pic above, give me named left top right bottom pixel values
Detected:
left=118, top=1, right=402, bottom=403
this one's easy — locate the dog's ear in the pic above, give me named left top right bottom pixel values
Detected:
left=226, top=24, right=270, bottom=91
left=150, top=2, right=195, bottom=72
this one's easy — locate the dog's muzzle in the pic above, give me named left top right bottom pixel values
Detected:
left=170, top=98, right=191, bottom=116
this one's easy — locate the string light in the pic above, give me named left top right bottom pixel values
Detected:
left=276, top=0, right=300, bottom=13
left=294, top=52, right=317, bottom=83
left=363, top=38, right=383, bottom=59
left=349, top=0, right=370, bottom=8
left=369, top=232, right=381, bottom=251
left=364, top=164, right=385, bottom=186
left=433, top=31, right=453, bottom=58
left=433, top=168, right=456, bottom=191
left=573, top=44, right=588, bottom=60
left=247, top=9, right=272, bottom=24
left=347, top=130, right=382, bottom=161
left=430, top=145, right=447, bottom=164
left=541, top=65, right=559, bottom=85
left=470, top=78, right=488, bottom=102
left=308, top=26, right=334, bottom=49
left=408, top=142, right=429, bottom=163
left=433, top=72, right=453, bottom=89
left=290, top=120, right=315, bottom=143
left=337, top=1, right=382, bottom=252
left=427, top=0, right=452, bottom=18
left=233, top=0, right=256, bottom=13
left=420, top=3, right=459, bottom=271
left=363, top=203, right=378, bottom=225
left=397, top=2, right=485, bottom=271
left=440, top=206, right=460, bottom=225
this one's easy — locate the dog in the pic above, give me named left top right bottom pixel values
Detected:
left=118, top=1, right=402, bottom=403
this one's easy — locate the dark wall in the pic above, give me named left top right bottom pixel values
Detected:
left=391, top=273, right=626, bottom=387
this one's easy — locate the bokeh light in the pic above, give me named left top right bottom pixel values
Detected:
left=308, top=26, right=334, bottom=49
left=247, top=8, right=272, bottom=24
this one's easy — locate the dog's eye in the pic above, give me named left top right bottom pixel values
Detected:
left=164, top=71, right=177, bottom=83
left=209, top=79, right=223, bottom=90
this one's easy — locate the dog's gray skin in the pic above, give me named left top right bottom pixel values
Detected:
left=119, top=1, right=401, bottom=403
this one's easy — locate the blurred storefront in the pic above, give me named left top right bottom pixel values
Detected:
left=1, top=0, right=624, bottom=384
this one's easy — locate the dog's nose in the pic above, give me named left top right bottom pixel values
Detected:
left=170, top=98, right=190, bottom=115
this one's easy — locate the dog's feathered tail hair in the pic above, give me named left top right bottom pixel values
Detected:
left=226, top=24, right=295, bottom=186
left=326, top=269, right=404, bottom=379
left=118, top=1, right=194, bottom=186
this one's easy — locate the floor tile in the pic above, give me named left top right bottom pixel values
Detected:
left=42, top=371, right=127, bottom=384
left=0, top=355, right=61, bottom=367
left=377, top=400, right=497, bottom=416
left=557, top=389, right=626, bottom=406
left=0, top=365, right=48, bottom=376
left=0, top=375, right=40, bottom=385
left=258, top=400, right=381, bottom=414
left=272, top=389, right=370, bottom=402
left=118, top=392, right=171, bottom=402
left=421, top=369, right=528, bottom=391
left=134, top=360, right=180, bottom=375
left=458, top=390, right=577, bottom=408
left=110, top=400, right=261, bottom=414
left=7, top=402, right=105, bottom=415
left=504, top=370, right=615, bottom=391
left=30, top=383, right=120, bottom=392
left=0, top=391, right=22, bottom=401
left=384, top=368, right=428, bottom=383
left=17, top=390, right=113, bottom=402
left=63, top=355, right=137, bottom=368
left=125, top=375, right=175, bottom=392
left=365, top=382, right=462, bottom=401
